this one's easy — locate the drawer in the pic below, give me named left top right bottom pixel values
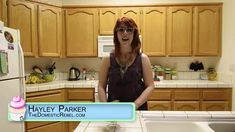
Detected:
left=202, top=89, right=230, bottom=101
left=26, top=89, right=64, bottom=102
left=26, top=122, right=65, bottom=132
left=148, top=89, right=171, bottom=100
left=68, top=88, right=94, bottom=100
left=174, top=89, right=200, bottom=100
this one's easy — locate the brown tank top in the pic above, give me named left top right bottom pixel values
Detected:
left=107, top=53, right=147, bottom=110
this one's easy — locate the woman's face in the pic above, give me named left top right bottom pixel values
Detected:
left=117, top=23, right=134, bottom=48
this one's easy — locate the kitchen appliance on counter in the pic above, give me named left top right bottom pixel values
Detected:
left=0, top=21, right=25, bottom=132
left=68, top=67, right=80, bottom=81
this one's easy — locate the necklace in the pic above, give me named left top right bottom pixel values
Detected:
left=117, top=53, right=134, bottom=78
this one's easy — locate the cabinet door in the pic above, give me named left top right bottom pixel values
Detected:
left=167, top=6, right=193, bottom=56
left=148, top=101, right=171, bottom=110
left=0, top=0, right=2, bottom=20
left=120, top=7, right=141, bottom=31
left=99, top=8, right=119, bottom=35
left=193, top=6, right=221, bottom=56
left=8, top=0, right=37, bottom=57
left=27, top=122, right=66, bottom=132
left=174, top=101, right=199, bottom=111
left=65, top=8, right=98, bottom=57
left=201, top=101, right=229, bottom=111
left=142, top=7, right=166, bottom=56
left=26, top=90, right=65, bottom=130
left=38, top=5, right=62, bottom=57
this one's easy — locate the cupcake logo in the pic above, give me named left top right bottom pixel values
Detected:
left=8, top=96, right=26, bottom=121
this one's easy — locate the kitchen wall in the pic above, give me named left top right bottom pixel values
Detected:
left=24, top=0, right=235, bottom=110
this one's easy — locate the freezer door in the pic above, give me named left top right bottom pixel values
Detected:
left=0, top=27, right=21, bottom=80
left=0, top=79, right=24, bottom=132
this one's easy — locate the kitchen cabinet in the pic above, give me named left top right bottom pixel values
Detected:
left=99, top=8, right=119, bottom=35
left=0, top=0, right=7, bottom=26
left=193, top=6, right=221, bottom=56
left=142, top=7, right=166, bottom=56
left=38, top=5, right=62, bottom=57
left=25, top=89, right=66, bottom=131
left=148, top=88, right=232, bottom=111
left=148, top=89, right=171, bottom=110
left=0, top=0, right=3, bottom=20
left=26, top=122, right=65, bottom=132
left=201, top=89, right=231, bottom=111
left=8, top=0, right=62, bottom=57
left=99, top=7, right=141, bottom=35
left=67, top=88, right=95, bottom=132
left=167, top=6, right=193, bottom=56
left=65, top=8, right=98, bottom=57
left=8, top=0, right=37, bottom=57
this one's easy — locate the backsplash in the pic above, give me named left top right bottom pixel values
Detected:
left=24, top=56, right=223, bottom=81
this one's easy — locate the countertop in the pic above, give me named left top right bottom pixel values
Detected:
left=25, top=80, right=232, bottom=93
left=74, top=111, right=235, bottom=132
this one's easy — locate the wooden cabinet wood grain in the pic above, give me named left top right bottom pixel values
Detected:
left=148, top=88, right=232, bottom=111
left=142, top=7, right=166, bottom=56
left=193, top=5, right=221, bottom=56
left=38, top=5, right=62, bottom=57
left=65, top=8, right=98, bottom=57
left=26, top=89, right=65, bottom=131
left=99, top=7, right=141, bottom=35
left=26, top=122, right=66, bottom=132
left=8, top=0, right=62, bottom=57
left=99, top=8, right=119, bottom=35
left=8, top=0, right=37, bottom=57
left=67, top=88, right=94, bottom=132
left=167, top=6, right=193, bottom=56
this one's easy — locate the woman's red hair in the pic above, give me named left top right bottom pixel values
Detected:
left=113, top=17, right=141, bottom=57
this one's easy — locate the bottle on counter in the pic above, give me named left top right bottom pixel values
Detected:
left=82, top=68, right=87, bottom=80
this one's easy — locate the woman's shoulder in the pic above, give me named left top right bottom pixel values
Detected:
left=140, top=53, right=149, bottom=60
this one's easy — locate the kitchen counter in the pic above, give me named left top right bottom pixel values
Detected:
left=74, top=111, right=235, bottom=132
left=26, top=80, right=232, bottom=93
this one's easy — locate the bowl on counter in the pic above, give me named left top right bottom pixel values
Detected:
left=43, top=74, right=55, bottom=82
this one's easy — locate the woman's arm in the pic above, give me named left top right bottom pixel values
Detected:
left=134, top=53, right=154, bottom=109
left=98, top=56, right=110, bottom=102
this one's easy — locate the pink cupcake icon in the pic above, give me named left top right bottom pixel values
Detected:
left=8, top=96, right=26, bottom=121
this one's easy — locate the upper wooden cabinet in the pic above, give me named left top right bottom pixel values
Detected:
left=120, top=7, right=141, bottom=31
left=99, top=8, right=119, bottom=35
left=38, top=5, right=62, bottom=57
left=193, top=6, right=221, bottom=56
left=0, top=0, right=3, bottom=20
left=167, top=6, right=193, bottom=56
left=65, top=8, right=98, bottom=57
left=142, top=7, right=166, bottom=56
left=99, top=7, right=141, bottom=35
left=8, top=0, right=37, bottom=57
left=8, top=0, right=62, bottom=57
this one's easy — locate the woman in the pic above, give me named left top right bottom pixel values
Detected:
left=98, top=17, right=154, bottom=110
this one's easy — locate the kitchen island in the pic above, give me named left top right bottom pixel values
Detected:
left=74, top=111, right=235, bottom=132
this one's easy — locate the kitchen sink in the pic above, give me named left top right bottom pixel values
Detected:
left=208, top=122, right=235, bottom=132
left=143, top=121, right=213, bottom=132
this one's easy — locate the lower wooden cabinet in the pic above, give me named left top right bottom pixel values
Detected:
left=148, top=101, right=171, bottom=110
left=174, top=101, right=200, bottom=111
left=148, top=88, right=232, bottom=111
left=27, top=122, right=66, bottom=132
left=67, top=88, right=95, bottom=132
left=25, top=88, right=94, bottom=132
left=201, top=101, right=230, bottom=111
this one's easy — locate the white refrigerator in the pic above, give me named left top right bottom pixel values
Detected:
left=0, top=21, right=25, bottom=132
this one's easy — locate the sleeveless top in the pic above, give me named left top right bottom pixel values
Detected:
left=107, top=52, right=147, bottom=110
